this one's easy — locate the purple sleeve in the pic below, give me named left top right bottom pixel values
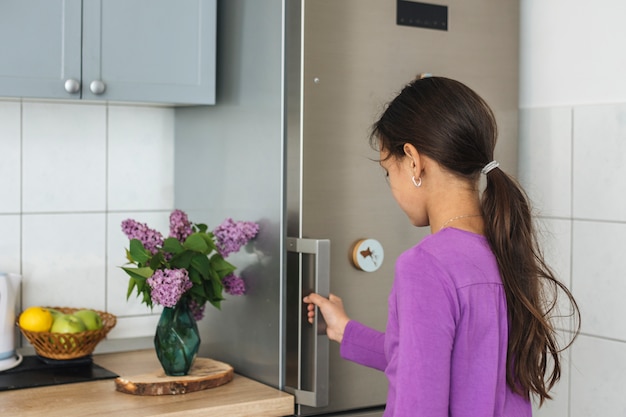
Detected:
left=339, top=320, right=387, bottom=371
left=388, top=254, right=457, bottom=416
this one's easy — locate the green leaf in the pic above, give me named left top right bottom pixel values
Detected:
left=148, top=252, right=166, bottom=270
left=211, top=275, right=224, bottom=296
left=190, top=254, right=211, bottom=279
left=183, top=233, right=209, bottom=253
left=126, top=277, right=137, bottom=300
left=129, top=239, right=151, bottom=264
left=199, top=232, right=217, bottom=251
left=125, top=248, right=135, bottom=263
left=135, top=276, right=147, bottom=292
left=142, top=290, right=153, bottom=308
left=121, top=266, right=153, bottom=301
left=163, top=237, right=184, bottom=254
left=189, top=284, right=207, bottom=298
left=170, top=250, right=194, bottom=269
left=121, top=266, right=154, bottom=280
left=188, top=268, right=203, bottom=285
left=210, top=255, right=236, bottom=278
left=194, top=223, right=209, bottom=233
left=125, top=276, right=149, bottom=302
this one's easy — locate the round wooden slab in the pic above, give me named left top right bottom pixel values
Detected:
left=114, top=357, right=234, bottom=395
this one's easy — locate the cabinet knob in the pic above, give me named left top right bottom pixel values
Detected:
left=64, top=79, right=81, bottom=94
left=89, top=80, right=106, bottom=95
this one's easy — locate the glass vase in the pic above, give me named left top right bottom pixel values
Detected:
left=154, top=302, right=201, bottom=376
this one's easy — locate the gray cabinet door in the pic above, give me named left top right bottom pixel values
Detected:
left=0, top=0, right=82, bottom=100
left=82, top=0, right=216, bottom=105
left=0, top=0, right=216, bottom=105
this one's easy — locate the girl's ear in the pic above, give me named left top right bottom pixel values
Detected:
left=403, top=143, right=423, bottom=174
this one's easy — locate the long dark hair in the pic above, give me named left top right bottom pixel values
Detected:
left=371, top=76, right=580, bottom=404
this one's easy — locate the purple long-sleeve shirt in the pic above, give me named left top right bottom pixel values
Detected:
left=340, top=228, right=532, bottom=416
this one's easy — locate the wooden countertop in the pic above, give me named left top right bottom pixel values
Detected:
left=0, top=349, right=294, bottom=417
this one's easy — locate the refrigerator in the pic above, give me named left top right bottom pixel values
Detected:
left=174, top=1, right=519, bottom=415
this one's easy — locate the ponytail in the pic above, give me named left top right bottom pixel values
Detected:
left=481, top=167, right=580, bottom=404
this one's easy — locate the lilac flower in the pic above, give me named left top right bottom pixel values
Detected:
left=169, top=209, right=193, bottom=242
left=147, top=268, right=193, bottom=308
left=187, top=298, right=206, bottom=321
left=121, top=219, right=164, bottom=255
left=223, top=274, right=246, bottom=296
left=122, top=211, right=259, bottom=315
left=213, top=218, right=260, bottom=257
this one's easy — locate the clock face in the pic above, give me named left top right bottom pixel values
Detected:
left=351, top=238, right=384, bottom=272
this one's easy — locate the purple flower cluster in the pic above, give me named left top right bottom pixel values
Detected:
left=223, top=274, right=246, bottom=296
left=169, top=209, right=193, bottom=242
left=122, top=211, right=260, bottom=317
left=187, top=298, right=206, bottom=321
left=147, top=268, right=192, bottom=308
left=121, top=219, right=164, bottom=255
left=213, top=218, right=260, bottom=257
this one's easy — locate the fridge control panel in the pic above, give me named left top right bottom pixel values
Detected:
left=396, top=0, right=448, bottom=31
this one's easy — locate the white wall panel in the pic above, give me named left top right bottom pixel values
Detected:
left=520, top=0, right=626, bottom=107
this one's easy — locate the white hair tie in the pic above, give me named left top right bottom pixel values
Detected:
left=481, top=160, right=499, bottom=175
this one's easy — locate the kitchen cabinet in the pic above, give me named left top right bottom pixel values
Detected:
left=0, top=0, right=216, bottom=105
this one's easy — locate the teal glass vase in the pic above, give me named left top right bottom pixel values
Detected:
left=154, top=302, right=201, bottom=376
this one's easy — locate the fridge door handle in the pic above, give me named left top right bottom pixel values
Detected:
left=285, top=237, right=330, bottom=407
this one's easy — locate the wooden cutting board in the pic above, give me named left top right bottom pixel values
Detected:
left=114, top=357, right=233, bottom=395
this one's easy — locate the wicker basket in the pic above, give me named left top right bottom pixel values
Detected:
left=18, top=307, right=117, bottom=360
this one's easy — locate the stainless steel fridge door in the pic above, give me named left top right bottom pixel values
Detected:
left=285, top=0, right=518, bottom=415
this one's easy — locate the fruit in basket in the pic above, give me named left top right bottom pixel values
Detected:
left=48, top=308, right=63, bottom=319
left=72, top=309, right=103, bottom=330
left=19, top=306, right=54, bottom=332
left=18, top=307, right=116, bottom=359
left=50, top=314, right=87, bottom=333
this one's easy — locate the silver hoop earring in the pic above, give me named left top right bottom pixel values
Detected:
left=411, top=176, right=422, bottom=188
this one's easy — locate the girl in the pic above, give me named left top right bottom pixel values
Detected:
left=304, top=76, right=580, bottom=417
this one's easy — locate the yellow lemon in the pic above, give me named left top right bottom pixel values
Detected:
left=19, top=306, right=54, bottom=332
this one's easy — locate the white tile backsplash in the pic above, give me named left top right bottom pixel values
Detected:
left=521, top=101, right=626, bottom=415
left=536, top=217, right=572, bottom=289
left=0, top=99, right=174, bottom=351
left=22, top=213, right=106, bottom=309
left=572, top=220, right=626, bottom=340
left=573, top=103, right=626, bottom=221
left=0, top=101, right=21, bottom=214
left=107, top=105, right=174, bottom=211
left=518, top=106, right=572, bottom=218
left=0, top=215, right=21, bottom=275
left=22, top=102, right=107, bottom=212
left=107, top=315, right=162, bottom=340
left=570, top=335, right=626, bottom=417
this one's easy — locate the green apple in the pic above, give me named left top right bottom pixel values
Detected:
left=47, top=308, right=63, bottom=320
left=50, top=314, right=87, bottom=350
left=72, top=309, right=103, bottom=331
left=50, top=314, right=87, bottom=333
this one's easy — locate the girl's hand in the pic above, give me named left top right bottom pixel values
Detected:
left=303, top=293, right=350, bottom=343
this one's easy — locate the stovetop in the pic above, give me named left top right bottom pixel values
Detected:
left=0, top=355, right=118, bottom=391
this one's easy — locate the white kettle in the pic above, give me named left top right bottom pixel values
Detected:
left=0, top=272, right=22, bottom=371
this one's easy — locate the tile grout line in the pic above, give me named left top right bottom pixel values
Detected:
left=19, top=100, right=24, bottom=315
left=104, top=104, right=109, bottom=313
left=567, top=105, right=574, bottom=417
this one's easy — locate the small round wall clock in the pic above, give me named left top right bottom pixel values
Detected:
left=351, top=238, right=384, bottom=272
